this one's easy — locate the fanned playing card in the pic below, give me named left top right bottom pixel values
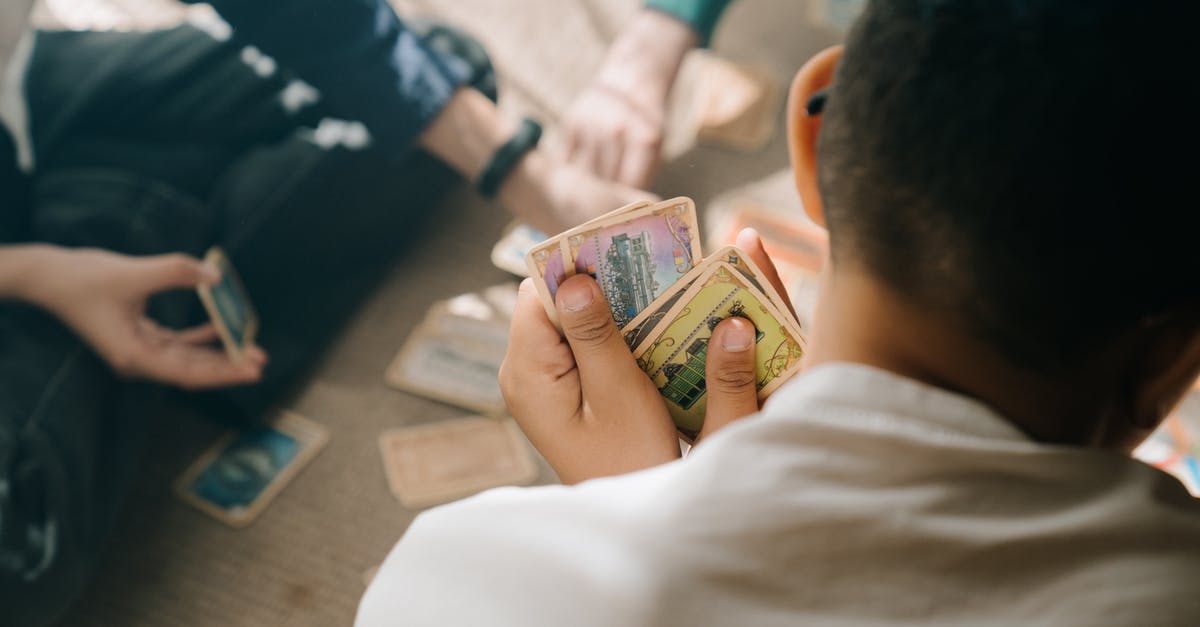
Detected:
left=525, top=197, right=702, bottom=329
left=631, top=249, right=806, bottom=437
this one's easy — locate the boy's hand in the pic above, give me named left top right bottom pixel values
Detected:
left=26, top=247, right=266, bottom=390
left=500, top=276, right=680, bottom=484
left=500, top=231, right=787, bottom=483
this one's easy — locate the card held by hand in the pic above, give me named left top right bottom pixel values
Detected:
left=525, top=197, right=703, bottom=330
left=196, top=246, right=259, bottom=362
left=631, top=247, right=806, bottom=437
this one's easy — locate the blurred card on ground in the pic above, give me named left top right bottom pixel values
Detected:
left=378, top=417, right=537, bottom=508
left=196, top=246, right=259, bottom=361
left=633, top=253, right=806, bottom=437
left=1134, top=405, right=1200, bottom=497
left=174, top=411, right=329, bottom=527
left=491, top=222, right=546, bottom=277
left=695, top=58, right=781, bottom=152
left=384, top=302, right=510, bottom=415
left=526, top=197, right=702, bottom=328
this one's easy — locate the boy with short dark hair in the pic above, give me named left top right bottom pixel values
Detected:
left=357, top=1, right=1200, bottom=624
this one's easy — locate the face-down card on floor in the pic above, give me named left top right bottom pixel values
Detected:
left=378, top=416, right=537, bottom=509
left=174, top=410, right=329, bottom=527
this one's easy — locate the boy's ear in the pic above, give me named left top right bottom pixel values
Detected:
left=787, top=46, right=842, bottom=228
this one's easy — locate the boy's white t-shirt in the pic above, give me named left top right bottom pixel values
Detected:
left=356, top=363, right=1200, bottom=626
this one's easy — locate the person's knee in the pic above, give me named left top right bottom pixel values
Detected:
left=407, top=19, right=498, bottom=102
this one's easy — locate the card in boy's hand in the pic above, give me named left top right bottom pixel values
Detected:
left=526, top=197, right=703, bottom=329
left=378, top=417, right=537, bottom=509
left=174, top=410, right=329, bottom=527
left=632, top=248, right=806, bottom=438
left=196, top=246, right=259, bottom=362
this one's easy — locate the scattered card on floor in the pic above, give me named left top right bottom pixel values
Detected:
left=174, top=410, right=329, bottom=527
left=378, top=417, right=537, bottom=508
left=491, top=222, right=547, bottom=277
left=695, top=57, right=781, bottom=152
left=384, top=309, right=509, bottom=415
left=196, top=246, right=259, bottom=362
left=526, top=197, right=702, bottom=329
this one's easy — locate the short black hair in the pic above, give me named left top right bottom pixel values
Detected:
left=818, top=0, right=1200, bottom=371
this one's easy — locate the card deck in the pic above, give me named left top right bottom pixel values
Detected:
left=174, top=410, right=329, bottom=527
left=622, top=245, right=799, bottom=348
left=378, top=417, right=537, bottom=508
left=196, top=246, right=259, bottom=362
left=526, top=197, right=702, bottom=329
left=632, top=254, right=806, bottom=437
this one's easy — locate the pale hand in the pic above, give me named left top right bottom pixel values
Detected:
left=560, top=9, right=698, bottom=188
left=26, top=248, right=266, bottom=389
left=499, top=151, right=658, bottom=235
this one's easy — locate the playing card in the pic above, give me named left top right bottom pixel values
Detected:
left=384, top=314, right=509, bottom=415
left=491, top=222, right=547, bottom=277
left=196, top=246, right=259, bottom=362
left=633, top=258, right=806, bottom=437
left=174, top=410, right=329, bottom=527
left=378, top=417, right=537, bottom=508
left=623, top=245, right=800, bottom=349
left=695, top=58, right=781, bottom=152
left=526, top=197, right=702, bottom=329
left=1134, top=411, right=1200, bottom=497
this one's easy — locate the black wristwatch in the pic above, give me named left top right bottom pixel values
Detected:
left=475, top=117, right=543, bottom=199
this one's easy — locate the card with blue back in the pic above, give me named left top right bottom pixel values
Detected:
left=196, top=246, right=259, bottom=362
left=174, top=411, right=329, bottom=527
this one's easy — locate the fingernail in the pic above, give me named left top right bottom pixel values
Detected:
left=721, top=319, right=755, bottom=352
left=200, top=262, right=221, bottom=284
left=559, top=284, right=594, bottom=312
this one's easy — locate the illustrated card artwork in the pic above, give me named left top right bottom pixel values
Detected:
left=524, top=198, right=678, bottom=328
left=622, top=245, right=800, bottom=349
left=174, top=410, right=329, bottom=527
left=196, top=246, right=259, bottom=361
left=378, top=417, right=538, bottom=508
left=634, top=261, right=806, bottom=437
left=566, top=197, right=702, bottom=327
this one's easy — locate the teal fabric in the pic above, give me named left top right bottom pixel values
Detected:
left=646, top=0, right=734, bottom=46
